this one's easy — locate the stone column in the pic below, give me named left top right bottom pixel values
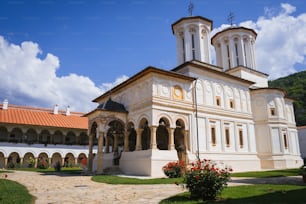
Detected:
left=185, top=130, right=190, bottom=151
left=124, top=129, right=129, bottom=151
left=229, top=38, right=236, bottom=68
left=136, top=128, right=143, bottom=151
left=113, top=133, right=118, bottom=152
left=97, top=131, right=104, bottom=174
left=150, top=126, right=157, bottom=149
left=167, top=127, right=175, bottom=150
left=19, top=157, right=24, bottom=167
left=239, top=37, right=246, bottom=66
left=105, top=136, right=109, bottom=153
left=75, top=158, right=78, bottom=165
left=88, top=133, right=94, bottom=172
left=4, top=158, right=8, bottom=168
left=34, top=158, right=38, bottom=168
left=61, top=158, right=65, bottom=166
left=221, top=41, right=229, bottom=70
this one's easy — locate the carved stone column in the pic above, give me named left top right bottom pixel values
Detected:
left=34, top=158, right=37, bottom=168
left=185, top=130, right=190, bottom=151
left=150, top=126, right=157, bottom=149
left=105, top=136, right=109, bottom=153
left=136, top=128, right=143, bottom=151
left=123, top=129, right=129, bottom=151
left=97, top=131, right=104, bottom=174
left=113, top=133, right=118, bottom=152
left=20, top=157, right=24, bottom=167
left=88, top=133, right=94, bottom=172
left=167, top=127, right=175, bottom=150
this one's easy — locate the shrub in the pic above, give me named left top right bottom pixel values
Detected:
left=27, top=157, right=35, bottom=168
left=54, top=161, right=61, bottom=172
left=162, top=161, right=184, bottom=178
left=184, top=159, right=232, bottom=201
left=37, top=157, right=49, bottom=169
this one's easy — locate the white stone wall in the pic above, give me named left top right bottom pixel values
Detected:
left=251, top=89, right=303, bottom=169
left=298, top=126, right=306, bottom=158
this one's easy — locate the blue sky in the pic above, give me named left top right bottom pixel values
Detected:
left=0, top=0, right=306, bottom=112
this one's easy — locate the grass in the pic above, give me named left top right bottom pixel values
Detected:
left=0, top=168, right=304, bottom=203
left=160, top=184, right=306, bottom=204
left=92, top=175, right=184, bottom=184
left=0, top=179, right=35, bottom=204
left=91, top=168, right=301, bottom=185
left=4, top=167, right=83, bottom=175
left=231, top=168, right=300, bottom=178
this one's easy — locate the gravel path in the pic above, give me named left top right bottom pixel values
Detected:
left=6, top=171, right=185, bottom=204
left=5, top=171, right=305, bottom=203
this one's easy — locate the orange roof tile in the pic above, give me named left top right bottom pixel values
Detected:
left=0, top=104, right=88, bottom=129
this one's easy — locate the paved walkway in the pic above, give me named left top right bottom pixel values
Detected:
left=6, top=171, right=185, bottom=204
left=5, top=171, right=305, bottom=204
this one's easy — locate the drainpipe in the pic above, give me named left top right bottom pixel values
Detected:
left=194, top=78, right=200, bottom=161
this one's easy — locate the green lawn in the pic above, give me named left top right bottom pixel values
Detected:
left=0, top=168, right=304, bottom=204
left=231, top=168, right=300, bottom=178
left=91, top=168, right=301, bottom=185
left=0, top=179, right=35, bottom=204
left=92, top=175, right=183, bottom=184
left=160, top=184, right=306, bottom=204
left=3, top=167, right=83, bottom=175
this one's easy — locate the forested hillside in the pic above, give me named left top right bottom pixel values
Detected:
left=268, top=71, right=306, bottom=126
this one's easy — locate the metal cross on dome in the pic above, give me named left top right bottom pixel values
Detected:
left=188, top=1, right=194, bottom=16
left=228, top=12, right=235, bottom=26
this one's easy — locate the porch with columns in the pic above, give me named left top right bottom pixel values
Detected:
left=88, top=119, right=190, bottom=177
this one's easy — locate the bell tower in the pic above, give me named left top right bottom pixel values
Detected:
left=172, top=16, right=213, bottom=65
left=211, top=27, right=257, bottom=70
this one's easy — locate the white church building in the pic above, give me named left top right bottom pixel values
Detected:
left=85, top=15, right=303, bottom=177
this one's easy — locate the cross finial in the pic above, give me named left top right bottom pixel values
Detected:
left=227, top=12, right=235, bottom=26
left=188, top=1, right=194, bottom=16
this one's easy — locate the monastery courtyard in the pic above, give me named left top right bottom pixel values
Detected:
left=5, top=170, right=304, bottom=203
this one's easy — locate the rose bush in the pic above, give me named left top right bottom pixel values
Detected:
left=162, top=161, right=185, bottom=178
left=184, top=159, right=232, bottom=200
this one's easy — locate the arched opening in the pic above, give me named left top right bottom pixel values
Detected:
left=79, top=132, right=88, bottom=145
left=23, top=152, right=35, bottom=168
left=0, top=152, right=5, bottom=168
left=106, top=119, right=125, bottom=163
left=65, top=132, right=76, bottom=145
left=0, top=126, right=8, bottom=142
left=51, top=152, right=62, bottom=168
left=139, top=118, right=150, bottom=150
left=77, top=153, right=87, bottom=164
left=25, top=128, right=37, bottom=144
left=174, top=119, right=187, bottom=163
left=64, top=153, right=75, bottom=167
left=7, top=152, right=21, bottom=168
left=156, top=118, right=169, bottom=150
left=39, top=130, right=51, bottom=145
left=37, top=152, right=49, bottom=169
left=9, top=128, right=23, bottom=143
left=127, top=122, right=136, bottom=151
left=90, top=122, right=98, bottom=146
left=53, top=130, right=64, bottom=145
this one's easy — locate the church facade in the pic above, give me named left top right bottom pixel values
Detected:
left=86, top=16, right=302, bottom=177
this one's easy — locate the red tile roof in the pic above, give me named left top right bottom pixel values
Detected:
left=0, top=104, right=88, bottom=129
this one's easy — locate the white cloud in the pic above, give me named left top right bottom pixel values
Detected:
left=238, top=3, right=306, bottom=79
left=0, top=36, right=106, bottom=112
left=99, top=75, right=129, bottom=93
